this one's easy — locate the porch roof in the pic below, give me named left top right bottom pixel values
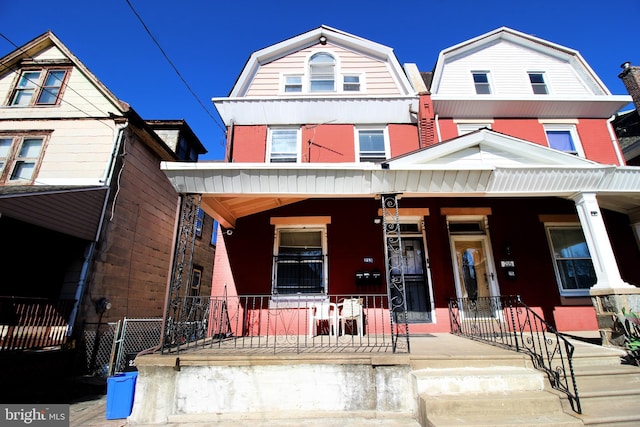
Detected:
left=161, top=162, right=640, bottom=229
left=162, top=129, right=640, bottom=228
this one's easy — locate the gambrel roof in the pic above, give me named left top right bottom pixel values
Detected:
left=429, top=27, right=631, bottom=118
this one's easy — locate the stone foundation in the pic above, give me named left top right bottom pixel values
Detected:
left=590, top=287, right=640, bottom=347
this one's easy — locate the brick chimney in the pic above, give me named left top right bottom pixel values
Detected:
left=619, top=62, right=640, bottom=112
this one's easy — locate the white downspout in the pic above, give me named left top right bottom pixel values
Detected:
left=67, top=120, right=129, bottom=334
left=435, top=113, right=442, bottom=142
left=607, top=115, right=625, bottom=166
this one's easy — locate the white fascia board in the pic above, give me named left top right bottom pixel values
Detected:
left=212, top=96, right=419, bottom=125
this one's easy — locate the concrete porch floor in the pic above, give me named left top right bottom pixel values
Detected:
left=69, top=331, right=617, bottom=427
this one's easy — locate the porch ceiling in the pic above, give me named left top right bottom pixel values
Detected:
left=0, top=185, right=108, bottom=240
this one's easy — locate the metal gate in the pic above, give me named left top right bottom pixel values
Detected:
left=110, top=317, right=162, bottom=375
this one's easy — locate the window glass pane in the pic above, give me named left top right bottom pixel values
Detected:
left=18, top=71, right=40, bottom=88
left=0, top=138, right=12, bottom=157
left=10, top=161, right=35, bottom=180
left=43, top=70, right=66, bottom=87
left=546, top=130, right=575, bottom=152
left=37, top=88, right=60, bottom=104
left=280, top=230, right=321, bottom=247
left=359, top=130, right=385, bottom=151
left=19, top=138, right=43, bottom=157
left=12, top=91, right=34, bottom=106
left=270, top=129, right=297, bottom=162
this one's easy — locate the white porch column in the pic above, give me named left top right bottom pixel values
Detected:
left=572, top=192, right=633, bottom=290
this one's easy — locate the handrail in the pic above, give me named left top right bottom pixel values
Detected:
left=448, top=295, right=581, bottom=414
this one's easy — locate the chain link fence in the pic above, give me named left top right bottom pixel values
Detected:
left=81, top=318, right=162, bottom=377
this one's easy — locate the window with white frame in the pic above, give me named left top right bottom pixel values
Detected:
left=267, top=128, right=300, bottom=163
left=10, top=68, right=69, bottom=106
left=272, top=226, right=327, bottom=296
left=528, top=72, right=548, bottom=94
left=457, top=123, right=492, bottom=136
left=544, top=124, right=584, bottom=156
left=343, top=75, right=360, bottom=92
left=545, top=224, right=596, bottom=296
left=472, top=71, right=491, bottom=94
left=356, top=128, right=388, bottom=162
left=0, top=135, right=45, bottom=183
left=309, top=53, right=335, bottom=92
left=284, top=75, right=303, bottom=93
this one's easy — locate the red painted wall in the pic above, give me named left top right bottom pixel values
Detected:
left=231, top=126, right=267, bottom=162
left=437, top=118, right=623, bottom=165
left=219, top=196, right=640, bottom=332
left=301, top=124, right=355, bottom=162
left=389, top=124, right=420, bottom=157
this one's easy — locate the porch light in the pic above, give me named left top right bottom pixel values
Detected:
left=96, top=297, right=112, bottom=315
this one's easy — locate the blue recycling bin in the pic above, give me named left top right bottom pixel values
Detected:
left=106, top=371, right=138, bottom=419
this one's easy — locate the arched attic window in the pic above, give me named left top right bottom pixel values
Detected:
left=309, top=53, right=335, bottom=92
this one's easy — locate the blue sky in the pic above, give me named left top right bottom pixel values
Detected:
left=1, top=0, right=639, bottom=160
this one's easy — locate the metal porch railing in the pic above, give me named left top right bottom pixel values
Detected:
left=162, top=294, right=401, bottom=354
left=0, top=296, right=75, bottom=351
left=448, top=295, right=581, bottom=414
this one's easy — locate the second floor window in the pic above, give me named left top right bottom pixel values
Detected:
left=528, top=72, right=548, bottom=94
left=357, top=128, right=388, bottom=162
left=544, top=125, right=583, bottom=156
left=268, top=128, right=299, bottom=163
left=472, top=72, right=491, bottom=94
left=309, top=53, right=335, bottom=92
left=0, top=135, right=45, bottom=183
left=284, top=75, right=303, bottom=93
left=10, top=68, right=68, bottom=106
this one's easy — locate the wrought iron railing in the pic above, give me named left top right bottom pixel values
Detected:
left=448, top=295, right=581, bottom=414
left=162, top=294, right=402, bottom=354
left=0, top=296, right=75, bottom=351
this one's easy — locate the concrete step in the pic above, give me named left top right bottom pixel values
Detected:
left=410, top=353, right=530, bottom=370
left=419, top=392, right=581, bottom=427
left=163, top=411, right=421, bottom=426
left=413, top=366, right=545, bottom=395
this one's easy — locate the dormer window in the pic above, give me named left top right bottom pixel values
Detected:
left=528, top=72, right=548, bottom=94
left=472, top=72, right=491, bottom=94
left=10, top=68, right=69, bottom=106
left=309, top=53, right=335, bottom=92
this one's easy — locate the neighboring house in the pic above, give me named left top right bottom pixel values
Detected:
left=0, top=32, right=214, bottom=358
left=614, top=62, right=640, bottom=165
left=162, top=26, right=640, bottom=341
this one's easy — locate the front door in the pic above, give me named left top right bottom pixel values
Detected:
left=451, top=235, right=499, bottom=317
left=393, top=237, right=432, bottom=323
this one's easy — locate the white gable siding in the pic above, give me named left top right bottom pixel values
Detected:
left=0, top=45, right=121, bottom=119
left=0, top=119, right=115, bottom=185
left=436, top=40, right=597, bottom=97
left=245, top=44, right=401, bottom=97
left=420, top=145, right=548, bottom=167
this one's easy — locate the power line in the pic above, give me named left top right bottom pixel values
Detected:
left=124, top=0, right=227, bottom=134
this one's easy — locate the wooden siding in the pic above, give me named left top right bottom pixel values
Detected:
left=0, top=119, right=116, bottom=184
left=83, top=132, right=179, bottom=322
left=436, top=40, right=597, bottom=97
left=245, top=44, right=401, bottom=97
left=0, top=45, right=121, bottom=119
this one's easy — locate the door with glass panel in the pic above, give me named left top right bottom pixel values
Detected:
left=451, top=235, right=500, bottom=317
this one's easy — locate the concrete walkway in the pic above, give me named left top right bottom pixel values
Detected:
left=69, top=332, right=610, bottom=426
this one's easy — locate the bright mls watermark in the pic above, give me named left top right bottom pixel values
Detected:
left=1, top=405, right=68, bottom=426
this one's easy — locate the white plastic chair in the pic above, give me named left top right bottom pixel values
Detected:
left=308, top=302, right=338, bottom=337
left=338, top=298, right=364, bottom=336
